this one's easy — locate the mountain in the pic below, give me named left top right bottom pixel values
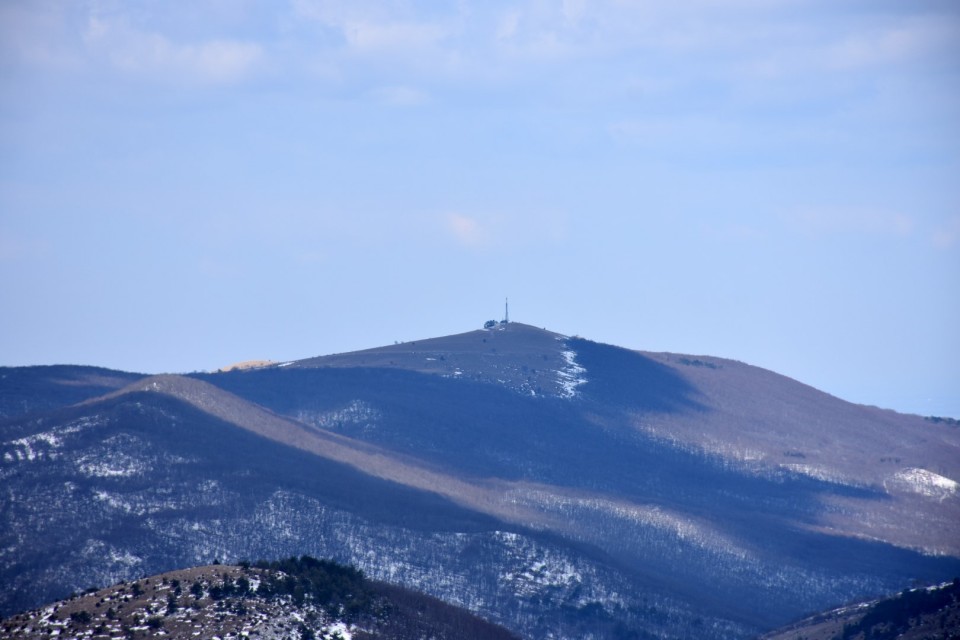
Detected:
left=0, top=557, right=521, bottom=640
left=2, top=322, right=958, bottom=639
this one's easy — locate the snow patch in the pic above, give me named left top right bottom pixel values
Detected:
left=780, top=463, right=855, bottom=486
left=325, top=621, right=352, bottom=639
left=78, top=455, right=148, bottom=478
left=490, top=531, right=585, bottom=598
left=556, top=348, right=587, bottom=398
left=3, top=416, right=102, bottom=463
left=93, top=490, right=131, bottom=512
left=296, top=400, right=380, bottom=432
left=108, top=549, right=143, bottom=567
left=889, top=468, right=958, bottom=500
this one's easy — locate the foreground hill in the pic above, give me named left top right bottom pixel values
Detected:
left=759, top=579, right=960, bottom=640
left=0, top=556, right=520, bottom=640
left=2, top=322, right=958, bottom=639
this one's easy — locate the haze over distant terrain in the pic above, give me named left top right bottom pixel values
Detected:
left=1, top=1, right=958, bottom=416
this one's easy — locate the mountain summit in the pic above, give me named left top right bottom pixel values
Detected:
left=288, top=322, right=585, bottom=398
left=2, top=324, right=958, bottom=639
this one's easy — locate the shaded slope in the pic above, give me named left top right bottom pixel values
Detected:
left=567, top=337, right=703, bottom=412
left=0, top=383, right=507, bottom=616
left=0, top=365, right=144, bottom=421
left=759, top=580, right=960, bottom=640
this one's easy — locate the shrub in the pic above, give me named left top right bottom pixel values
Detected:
left=69, top=611, right=92, bottom=625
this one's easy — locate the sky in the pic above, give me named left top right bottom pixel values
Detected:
left=1, top=0, right=958, bottom=417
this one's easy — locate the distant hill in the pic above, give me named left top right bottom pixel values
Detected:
left=2, top=321, right=958, bottom=639
left=0, top=365, right=144, bottom=419
left=0, top=557, right=520, bottom=640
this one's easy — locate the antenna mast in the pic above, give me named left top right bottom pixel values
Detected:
left=504, top=297, right=509, bottom=323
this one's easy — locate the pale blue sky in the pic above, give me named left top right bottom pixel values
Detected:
left=1, top=1, right=958, bottom=417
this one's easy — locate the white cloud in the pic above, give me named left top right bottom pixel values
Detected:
left=341, top=21, right=450, bottom=53
left=496, top=9, right=522, bottom=41
left=6, top=1, right=958, bottom=89
left=82, top=15, right=262, bottom=83
left=490, top=2, right=593, bottom=60
left=488, top=0, right=797, bottom=62
left=441, top=210, right=570, bottom=251
left=186, top=40, right=262, bottom=82
left=9, top=0, right=950, bottom=107
left=0, top=2, right=266, bottom=83
left=290, top=0, right=375, bottom=25
left=292, top=0, right=455, bottom=53
left=446, top=213, right=488, bottom=248
left=561, top=0, right=587, bottom=26
left=822, top=18, right=958, bottom=71
left=739, top=14, right=960, bottom=82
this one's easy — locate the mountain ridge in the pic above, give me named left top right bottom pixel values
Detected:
left=2, top=322, right=958, bottom=639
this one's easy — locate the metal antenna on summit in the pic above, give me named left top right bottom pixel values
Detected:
left=504, top=298, right=509, bottom=324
